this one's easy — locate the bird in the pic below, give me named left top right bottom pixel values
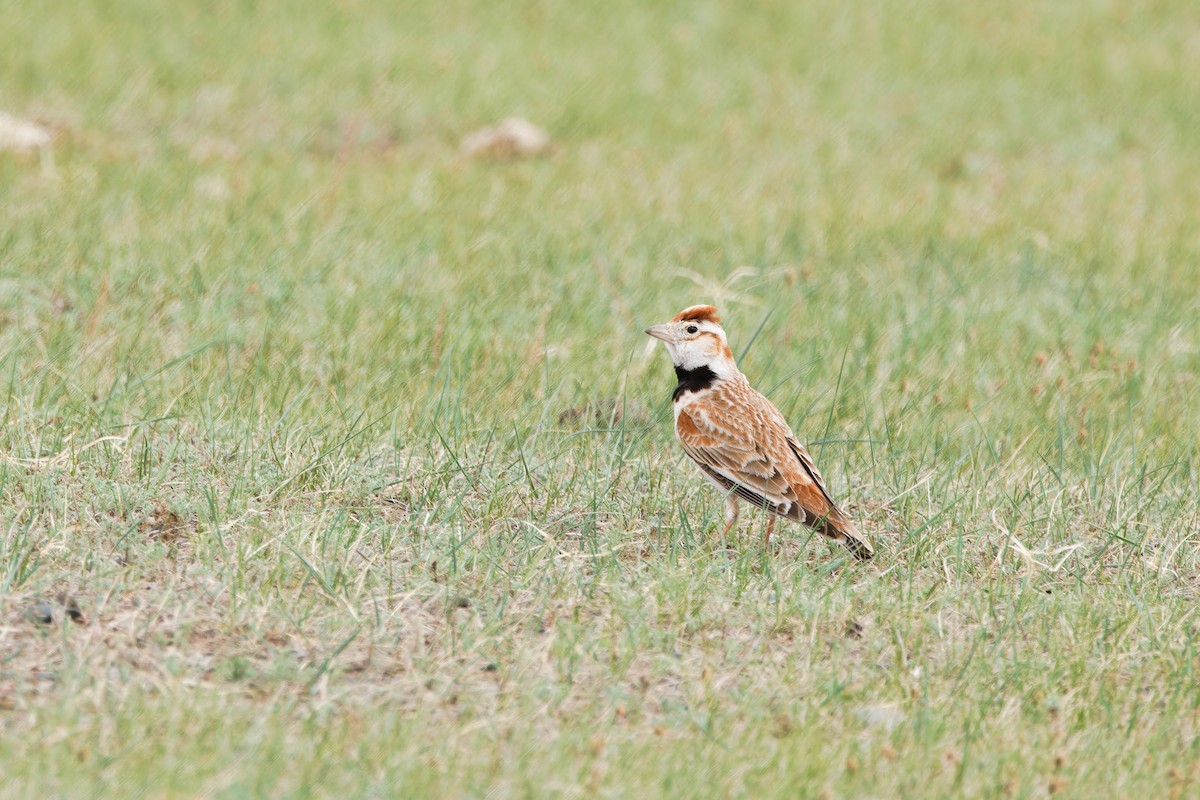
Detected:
left=645, top=304, right=873, bottom=560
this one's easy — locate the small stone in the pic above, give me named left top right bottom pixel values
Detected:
left=0, top=112, right=52, bottom=151
left=854, top=705, right=906, bottom=731
left=56, top=593, right=85, bottom=624
left=460, top=117, right=550, bottom=159
left=557, top=398, right=651, bottom=429
left=24, top=600, right=54, bottom=625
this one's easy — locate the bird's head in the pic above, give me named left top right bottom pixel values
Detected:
left=645, top=305, right=739, bottom=379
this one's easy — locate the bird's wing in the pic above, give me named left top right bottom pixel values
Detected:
left=677, top=383, right=874, bottom=559
left=677, top=397, right=831, bottom=520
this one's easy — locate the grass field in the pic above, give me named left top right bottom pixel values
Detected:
left=3, top=0, right=1200, bottom=796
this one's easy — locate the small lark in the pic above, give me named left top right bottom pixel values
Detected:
left=646, top=305, right=873, bottom=559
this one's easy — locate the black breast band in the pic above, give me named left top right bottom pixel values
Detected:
left=673, top=364, right=717, bottom=401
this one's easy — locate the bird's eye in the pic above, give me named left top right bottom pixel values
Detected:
left=686, top=325, right=698, bottom=334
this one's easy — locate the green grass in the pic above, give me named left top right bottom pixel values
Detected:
left=2, top=0, right=1200, bottom=796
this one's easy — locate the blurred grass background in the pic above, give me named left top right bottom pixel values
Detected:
left=2, top=0, right=1200, bottom=797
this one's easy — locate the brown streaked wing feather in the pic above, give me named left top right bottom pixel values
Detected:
left=677, top=380, right=874, bottom=559
left=693, top=462, right=789, bottom=514
left=676, top=381, right=815, bottom=517
left=786, top=439, right=841, bottom=510
left=749, top=387, right=846, bottom=513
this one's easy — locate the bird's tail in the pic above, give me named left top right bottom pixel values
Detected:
left=818, top=513, right=874, bottom=560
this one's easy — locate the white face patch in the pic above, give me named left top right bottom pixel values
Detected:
left=660, top=320, right=739, bottom=380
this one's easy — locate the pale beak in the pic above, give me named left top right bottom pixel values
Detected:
left=644, top=324, right=672, bottom=342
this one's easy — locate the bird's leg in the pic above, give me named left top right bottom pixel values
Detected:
left=721, top=496, right=739, bottom=539
left=763, top=515, right=776, bottom=547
